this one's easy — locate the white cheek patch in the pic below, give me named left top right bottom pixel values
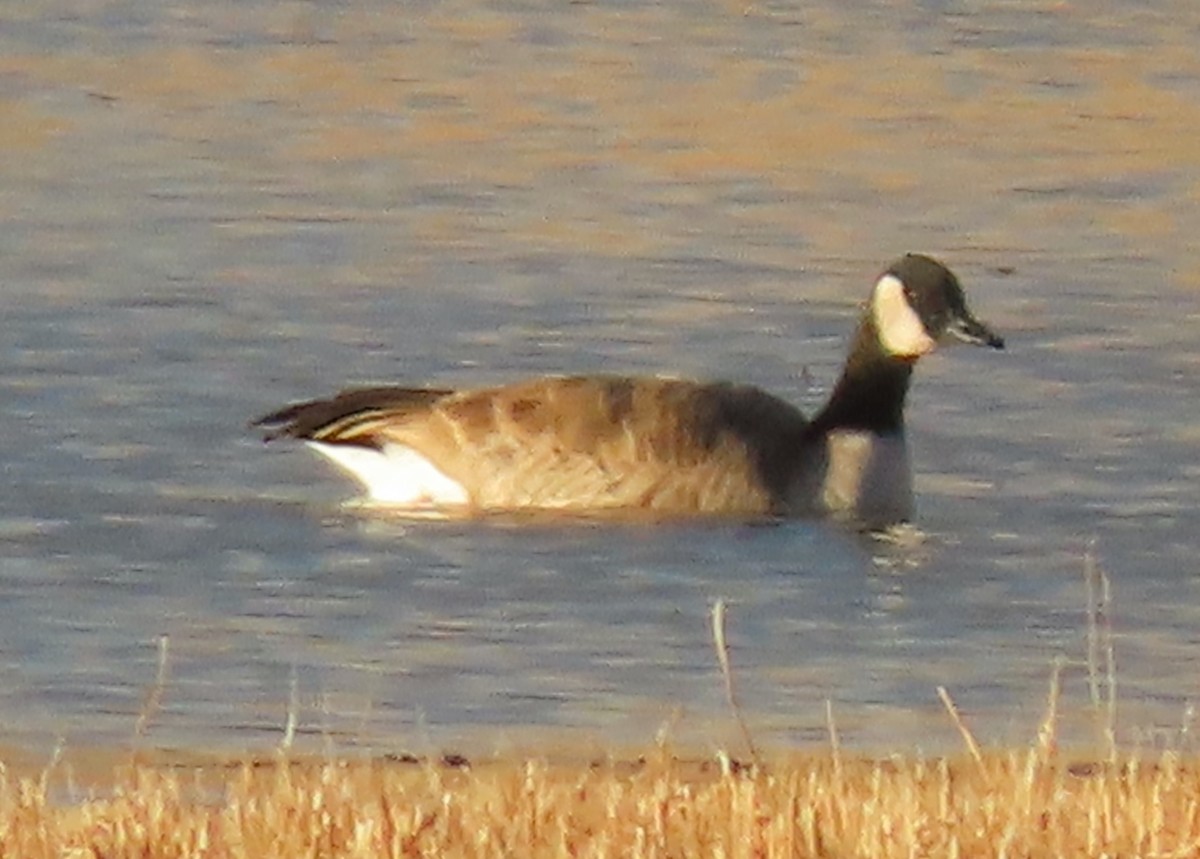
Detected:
left=306, top=441, right=469, bottom=507
left=872, top=274, right=936, bottom=358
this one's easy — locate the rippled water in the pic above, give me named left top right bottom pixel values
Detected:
left=3, top=1, right=1200, bottom=756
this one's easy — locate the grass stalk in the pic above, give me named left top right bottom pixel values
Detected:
left=281, top=664, right=299, bottom=753
left=938, top=685, right=984, bottom=770
left=709, top=598, right=760, bottom=769
left=826, top=698, right=843, bottom=783
left=1084, top=541, right=1118, bottom=760
left=1036, top=657, right=1063, bottom=762
left=133, top=634, right=171, bottom=741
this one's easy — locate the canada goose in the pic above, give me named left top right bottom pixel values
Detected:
left=254, top=254, right=1003, bottom=526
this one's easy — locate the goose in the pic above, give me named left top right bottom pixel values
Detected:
left=254, top=253, right=1004, bottom=526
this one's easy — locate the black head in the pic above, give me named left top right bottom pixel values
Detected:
left=875, top=254, right=1005, bottom=355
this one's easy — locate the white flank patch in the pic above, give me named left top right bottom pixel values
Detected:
left=306, top=441, right=469, bottom=507
left=872, top=274, right=936, bottom=358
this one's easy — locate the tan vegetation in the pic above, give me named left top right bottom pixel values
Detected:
left=4, top=743, right=1200, bottom=858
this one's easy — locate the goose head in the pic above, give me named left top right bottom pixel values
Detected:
left=871, top=253, right=1005, bottom=359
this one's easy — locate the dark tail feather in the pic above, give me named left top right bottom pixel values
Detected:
left=252, top=386, right=455, bottom=442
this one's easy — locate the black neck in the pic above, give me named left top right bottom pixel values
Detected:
left=807, top=317, right=914, bottom=436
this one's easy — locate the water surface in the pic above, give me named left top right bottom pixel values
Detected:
left=3, top=1, right=1200, bottom=755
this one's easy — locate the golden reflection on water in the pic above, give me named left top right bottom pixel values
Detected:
left=3, top=7, right=1199, bottom=280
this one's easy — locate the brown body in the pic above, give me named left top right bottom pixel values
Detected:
left=269, top=376, right=812, bottom=516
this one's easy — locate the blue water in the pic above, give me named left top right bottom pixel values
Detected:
left=2, top=1, right=1200, bottom=756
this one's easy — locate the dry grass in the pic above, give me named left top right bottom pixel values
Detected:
left=4, top=743, right=1200, bottom=858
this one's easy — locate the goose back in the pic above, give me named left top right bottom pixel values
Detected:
left=259, top=376, right=810, bottom=514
